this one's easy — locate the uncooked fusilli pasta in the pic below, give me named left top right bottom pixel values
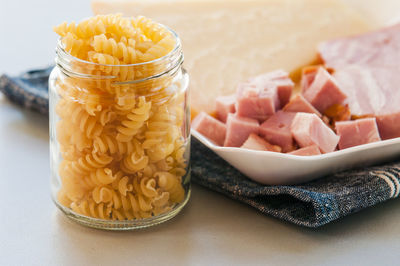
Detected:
left=53, top=14, right=188, bottom=221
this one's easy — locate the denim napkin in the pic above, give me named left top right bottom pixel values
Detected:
left=1, top=67, right=399, bottom=227
left=0, top=67, right=52, bottom=115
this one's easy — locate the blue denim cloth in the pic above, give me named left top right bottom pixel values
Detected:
left=1, top=67, right=399, bottom=227
left=0, top=67, right=52, bottom=114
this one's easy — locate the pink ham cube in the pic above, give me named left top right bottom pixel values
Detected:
left=283, top=94, right=321, bottom=117
left=241, top=133, right=282, bottom=152
left=335, top=118, right=381, bottom=149
left=291, top=113, right=339, bottom=153
left=288, top=145, right=321, bottom=156
left=273, top=78, right=294, bottom=107
left=224, top=114, right=259, bottom=147
left=215, top=95, right=236, bottom=123
left=249, top=70, right=294, bottom=106
left=236, top=82, right=279, bottom=122
left=303, top=68, right=347, bottom=113
left=259, top=111, right=296, bottom=152
left=376, top=113, right=400, bottom=140
left=301, top=66, right=319, bottom=93
left=192, top=112, right=226, bottom=146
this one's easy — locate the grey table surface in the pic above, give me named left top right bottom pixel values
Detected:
left=1, top=0, right=400, bottom=265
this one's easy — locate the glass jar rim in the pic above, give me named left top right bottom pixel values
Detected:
left=55, top=24, right=184, bottom=82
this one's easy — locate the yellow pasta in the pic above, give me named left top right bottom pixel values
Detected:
left=156, top=172, right=185, bottom=203
left=53, top=14, right=188, bottom=221
left=116, top=96, right=151, bottom=142
left=71, top=200, right=112, bottom=220
left=93, top=134, right=134, bottom=156
left=111, top=172, right=133, bottom=196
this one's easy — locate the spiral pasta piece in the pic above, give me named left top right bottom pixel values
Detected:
left=91, top=168, right=117, bottom=185
left=156, top=172, right=185, bottom=203
left=108, top=171, right=134, bottom=196
left=93, top=134, right=134, bottom=156
left=70, top=153, right=113, bottom=175
left=67, top=102, right=104, bottom=138
left=114, top=94, right=137, bottom=114
left=92, top=186, right=114, bottom=204
left=143, top=105, right=180, bottom=162
left=71, top=200, right=112, bottom=220
left=93, top=34, right=137, bottom=64
left=116, top=97, right=152, bottom=142
left=121, top=152, right=149, bottom=173
left=115, top=175, right=133, bottom=196
left=61, top=33, right=86, bottom=58
left=54, top=18, right=106, bottom=39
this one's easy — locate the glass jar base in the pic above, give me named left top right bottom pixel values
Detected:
left=53, top=188, right=191, bottom=230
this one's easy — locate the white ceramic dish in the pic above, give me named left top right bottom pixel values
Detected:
left=192, top=130, right=400, bottom=185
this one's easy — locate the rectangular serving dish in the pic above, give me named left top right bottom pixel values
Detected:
left=192, top=130, right=400, bottom=185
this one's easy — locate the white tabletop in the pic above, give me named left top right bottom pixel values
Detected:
left=1, top=1, right=400, bottom=265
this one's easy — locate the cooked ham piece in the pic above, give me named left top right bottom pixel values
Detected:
left=319, top=23, right=400, bottom=69
left=192, top=112, right=226, bottom=146
left=335, top=118, right=381, bottom=149
left=259, top=111, right=296, bottom=152
left=235, top=70, right=295, bottom=121
left=283, top=94, right=321, bottom=117
left=241, top=133, right=282, bottom=152
left=319, top=23, right=400, bottom=139
left=300, top=66, right=319, bottom=93
left=288, top=145, right=321, bottom=156
left=291, top=113, right=339, bottom=153
left=249, top=70, right=294, bottom=106
left=235, top=81, right=279, bottom=122
left=224, top=114, right=259, bottom=147
left=273, top=78, right=294, bottom=107
left=215, top=95, right=236, bottom=123
left=302, top=67, right=347, bottom=113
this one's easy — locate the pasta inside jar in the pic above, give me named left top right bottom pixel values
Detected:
left=49, top=14, right=190, bottom=230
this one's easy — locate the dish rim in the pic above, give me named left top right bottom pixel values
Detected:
left=191, top=129, right=400, bottom=161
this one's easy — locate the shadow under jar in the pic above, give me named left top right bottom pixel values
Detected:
left=49, top=27, right=190, bottom=230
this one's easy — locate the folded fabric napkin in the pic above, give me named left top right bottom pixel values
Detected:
left=1, top=67, right=399, bottom=227
left=0, top=67, right=52, bottom=115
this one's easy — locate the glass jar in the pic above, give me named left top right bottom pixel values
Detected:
left=49, top=26, right=190, bottom=230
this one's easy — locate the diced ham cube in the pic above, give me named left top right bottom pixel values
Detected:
left=249, top=70, right=294, bottom=106
left=236, top=82, right=279, bottom=121
left=291, top=113, right=339, bottom=153
left=241, top=133, right=282, bottom=152
left=300, top=66, right=319, bottom=93
left=376, top=112, right=400, bottom=140
left=288, top=145, right=321, bottom=156
left=224, top=114, right=259, bottom=147
left=236, top=70, right=294, bottom=121
left=335, top=118, right=381, bottom=149
left=303, top=68, right=347, bottom=113
left=192, top=112, right=226, bottom=146
left=283, top=94, right=321, bottom=117
left=215, top=95, right=236, bottom=123
left=273, top=79, right=294, bottom=107
left=259, top=111, right=296, bottom=152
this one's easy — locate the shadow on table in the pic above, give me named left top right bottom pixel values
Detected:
left=50, top=194, right=197, bottom=265
left=49, top=180, right=400, bottom=264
